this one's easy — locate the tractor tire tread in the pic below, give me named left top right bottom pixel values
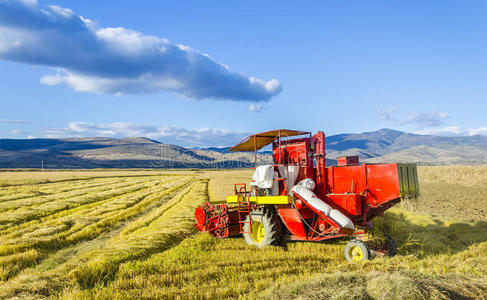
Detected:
left=243, top=207, right=282, bottom=247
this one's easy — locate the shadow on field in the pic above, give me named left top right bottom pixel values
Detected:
left=373, top=211, right=487, bottom=256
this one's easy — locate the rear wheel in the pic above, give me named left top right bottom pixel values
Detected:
left=243, top=208, right=281, bottom=247
left=345, top=240, right=370, bottom=262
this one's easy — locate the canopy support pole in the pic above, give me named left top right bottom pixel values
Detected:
left=254, top=135, right=257, bottom=168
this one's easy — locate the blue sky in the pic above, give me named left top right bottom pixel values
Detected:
left=1, top=0, right=486, bottom=146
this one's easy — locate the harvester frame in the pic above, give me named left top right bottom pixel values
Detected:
left=194, top=129, right=419, bottom=261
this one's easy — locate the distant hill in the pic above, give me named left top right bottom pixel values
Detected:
left=0, top=129, right=486, bottom=168
left=325, top=129, right=487, bottom=165
left=0, top=137, right=270, bottom=169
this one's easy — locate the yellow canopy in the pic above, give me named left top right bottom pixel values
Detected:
left=230, top=129, right=311, bottom=152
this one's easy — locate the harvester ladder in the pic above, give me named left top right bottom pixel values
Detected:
left=236, top=185, right=252, bottom=234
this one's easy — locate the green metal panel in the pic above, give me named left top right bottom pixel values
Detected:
left=408, top=166, right=413, bottom=194
left=397, top=164, right=404, bottom=196
left=410, top=164, right=419, bottom=196
left=402, top=164, right=409, bottom=195
left=410, top=165, right=416, bottom=195
left=413, top=164, right=420, bottom=194
left=397, top=163, right=419, bottom=197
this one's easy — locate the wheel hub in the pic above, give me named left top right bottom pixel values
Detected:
left=350, top=245, right=364, bottom=262
left=251, top=220, right=265, bottom=243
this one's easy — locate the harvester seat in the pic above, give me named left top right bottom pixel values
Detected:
left=251, top=165, right=274, bottom=189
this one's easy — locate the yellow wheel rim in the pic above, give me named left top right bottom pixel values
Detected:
left=251, top=221, right=265, bottom=243
left=349, top=245, right=364, bottom=262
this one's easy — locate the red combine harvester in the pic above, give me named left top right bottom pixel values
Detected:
left=194, top=130, right=419, bottom=262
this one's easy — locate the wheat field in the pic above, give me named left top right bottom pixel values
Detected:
left=0, top=167, right=486, bottom=299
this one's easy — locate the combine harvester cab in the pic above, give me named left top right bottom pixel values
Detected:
left=194, top=130, right=419, bottom=262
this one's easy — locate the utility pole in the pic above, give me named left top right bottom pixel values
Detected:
left=41, top=160, right=44, bottom=172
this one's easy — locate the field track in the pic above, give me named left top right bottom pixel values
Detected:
left=0, top=167, right=486, bottom=299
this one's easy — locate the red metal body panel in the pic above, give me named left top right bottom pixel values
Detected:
left=312, top=132, right=327, bottom=200
left=326, top=194, right=362, bottom=216
left=275, top=205, right=307, bottom=239
left=325, top=164, right=401, bottom=207
left=272, top=139, right=314, bottom=182
left=364, top=164, right=401, bottom=207
left=326, top=165, right=365, bottom=195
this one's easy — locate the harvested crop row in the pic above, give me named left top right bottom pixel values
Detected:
left=0, top=177, right=193, bottom=255
left=64, top=177, right=196, bottom=245
left=264, top=271, right=487, bottom=299
left=1, top=176, right=159, bottom=212
left=0, top=177, right=167, bottom=227
left=0, top=175, right=148, bottom=203
left=0, top=177, right=195, bottom=280
left=0, top=176, right=197, bottom=297
left=0, top=171, right=187, bottom=187
left=0, top=178, right=182, bottom=241
left=65, top=215, right=487, bottom=300
left=70, top=179, right=209, bottom=288
left=0, top=178, right=165, bottom=246
left=0, top=249, right=40, bottom=281
left=66, top=234, right=343, bottom=299
left=0, top=179, right=165, bottom=238
left=0, top=174, right=163, bottom=201
left=0, top=176, right=150, bottom=211
left=119, top=179, right=199, bottom=236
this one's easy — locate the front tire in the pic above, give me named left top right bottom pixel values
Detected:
left=243, top=208, right=281, bottom=247
left=345, top=240, right=370, bottom=262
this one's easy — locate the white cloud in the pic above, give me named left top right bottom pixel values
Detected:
left=39, top=72, right=64, bottom=85
left=414, top=126, right=487, bottom=136
left=377, top=108, right=397, bottom=122
left=66, top=121, right=97, bottom=133
left=9, top=129, right=29, bottom=134
left=248, top=104, right=263, bottom=112
left=467, top=127, right=487, bottom=136
left=46, top=5, right=74, bottom=18
left=377, top=109, right=449, bottom=128
left=0, top=0, right=282, bottom=101
left=0, top=119, right=28, bottom=124
left=39, top=122, right=250, bottom=147
left=400, top=111, right=449, bottom=128
left=378, top=109, right=486, bottom=137
left=17, top=0, right=36, bottom=7
left=41, top=70, right=187, bottom=95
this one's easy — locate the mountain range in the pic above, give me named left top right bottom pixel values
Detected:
left=0, top=129, right=486, bottom=169
left=325, top=129, right=487, bottom=165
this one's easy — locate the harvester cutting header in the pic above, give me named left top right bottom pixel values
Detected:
left=194, top=129, right=419, bottom=262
